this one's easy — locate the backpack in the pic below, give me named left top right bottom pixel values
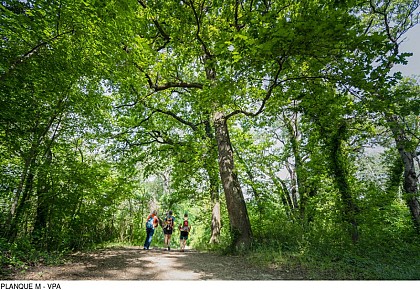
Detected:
left=181, top=220, right=189, bottom=232
left=146, top=216, right=154, bottom=229
left=164, top=216, right=174, bottom=230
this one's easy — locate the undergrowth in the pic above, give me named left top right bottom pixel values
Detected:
left=1, top=238, right=69, bottom=279
left=247, top=231, right=420, bottom=280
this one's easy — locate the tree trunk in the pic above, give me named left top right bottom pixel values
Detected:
left=330, top=123, right=359, bottom=243
left=210, top=191, right=221, bottom=244
left=285, top=164, right=299, bottom=209
left=205, top=164, right=221, bottom=244
left=387, top=115, right=420, bottom=231
left=7, top=100, right=65, bottom=241
left=7, top=140, right=39, bottom=241
left=6, top=155, right=32, bottom=239
left=8, top=168, right=35, bottom=242
left=213, top=111, right=253, bottom=250
left=33, top=148, right=53, bottom=249
left=267, top=168, right=294, bottom=218
left=202, top=119, right=222, bottom=244
left=33, top=175, right=50, bottom=248
left=283, top=111, right=308, bottom=219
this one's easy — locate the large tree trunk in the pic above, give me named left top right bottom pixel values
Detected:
left=404, top=154, right=420, bottom=230
left=209, top=188, right=221, bottom=244
left=204, top=161, right=221, bottom=244
left=203, top=120, right=222, bottom=244
left=330, top=123, right=359, bottom=243
left=387, top=115, right=420, bottom=231
left=213, top=111, right=253, bottom=250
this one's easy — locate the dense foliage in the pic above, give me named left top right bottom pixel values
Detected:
left=1, top=0, right=419, bottom=279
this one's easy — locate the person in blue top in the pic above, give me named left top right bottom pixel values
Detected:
left=143, top=210, right=159, bottom=250
left=163, top=210, right=175, bottom=251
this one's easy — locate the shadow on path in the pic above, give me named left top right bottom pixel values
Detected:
left=12, top=246, right=300, bottom=280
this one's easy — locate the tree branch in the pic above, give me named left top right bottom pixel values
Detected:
left=369, top=0, right=420, bottom=70
left=148, top=130, right=175, bottom=145
left=137, top=0, right=171, bottom=50
left=133, top=62, right=204, bottom=92
left=152, top=108, right=199, bottom=131
left=2, top=29, right=74, bottom=80
left=225, top=60, right=284, bottom=119
left=187, top=0, right=213, bottom=62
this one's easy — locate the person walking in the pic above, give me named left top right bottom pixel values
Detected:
left=163, top=210, right=175, bottom=251
left=178, top=213, right=191, bottom=252
left=143, top=210, right=159, bottom=250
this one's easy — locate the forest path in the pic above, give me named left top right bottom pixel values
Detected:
left=12, top=246, right=304, bottom=280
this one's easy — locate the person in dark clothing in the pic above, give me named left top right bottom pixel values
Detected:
left=178, top=213, right=191, bottom=252
left=163, top=210, right=175, bottom=251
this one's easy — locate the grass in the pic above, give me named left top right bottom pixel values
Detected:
left=0, top=243, right=68, bottom=279
left=246, top=239, right=420, bottom=280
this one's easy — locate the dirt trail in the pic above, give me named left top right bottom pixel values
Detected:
left=11, top=246, right=304, bottom=280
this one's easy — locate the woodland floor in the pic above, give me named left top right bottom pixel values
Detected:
left=10, top=246, right=307, bottom=280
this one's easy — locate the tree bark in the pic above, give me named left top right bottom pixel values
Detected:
left=202, top=120, right=222, bottom=244
left=213, top=111, right=253, bottom=250
left=32, top=149, right=53, bottom=249
left=330, top=123, right=359, bottom=243
left=283, top=111, right=309, bottom=219
left=203, top=158, right=222, bottom=244
left=8, top=164, right=35, bottom=242
left=209, top=191, right=221, bottom=244
left=7, top=152, right=33, bottom=237
left=387, top=115, right=420, bottom=231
